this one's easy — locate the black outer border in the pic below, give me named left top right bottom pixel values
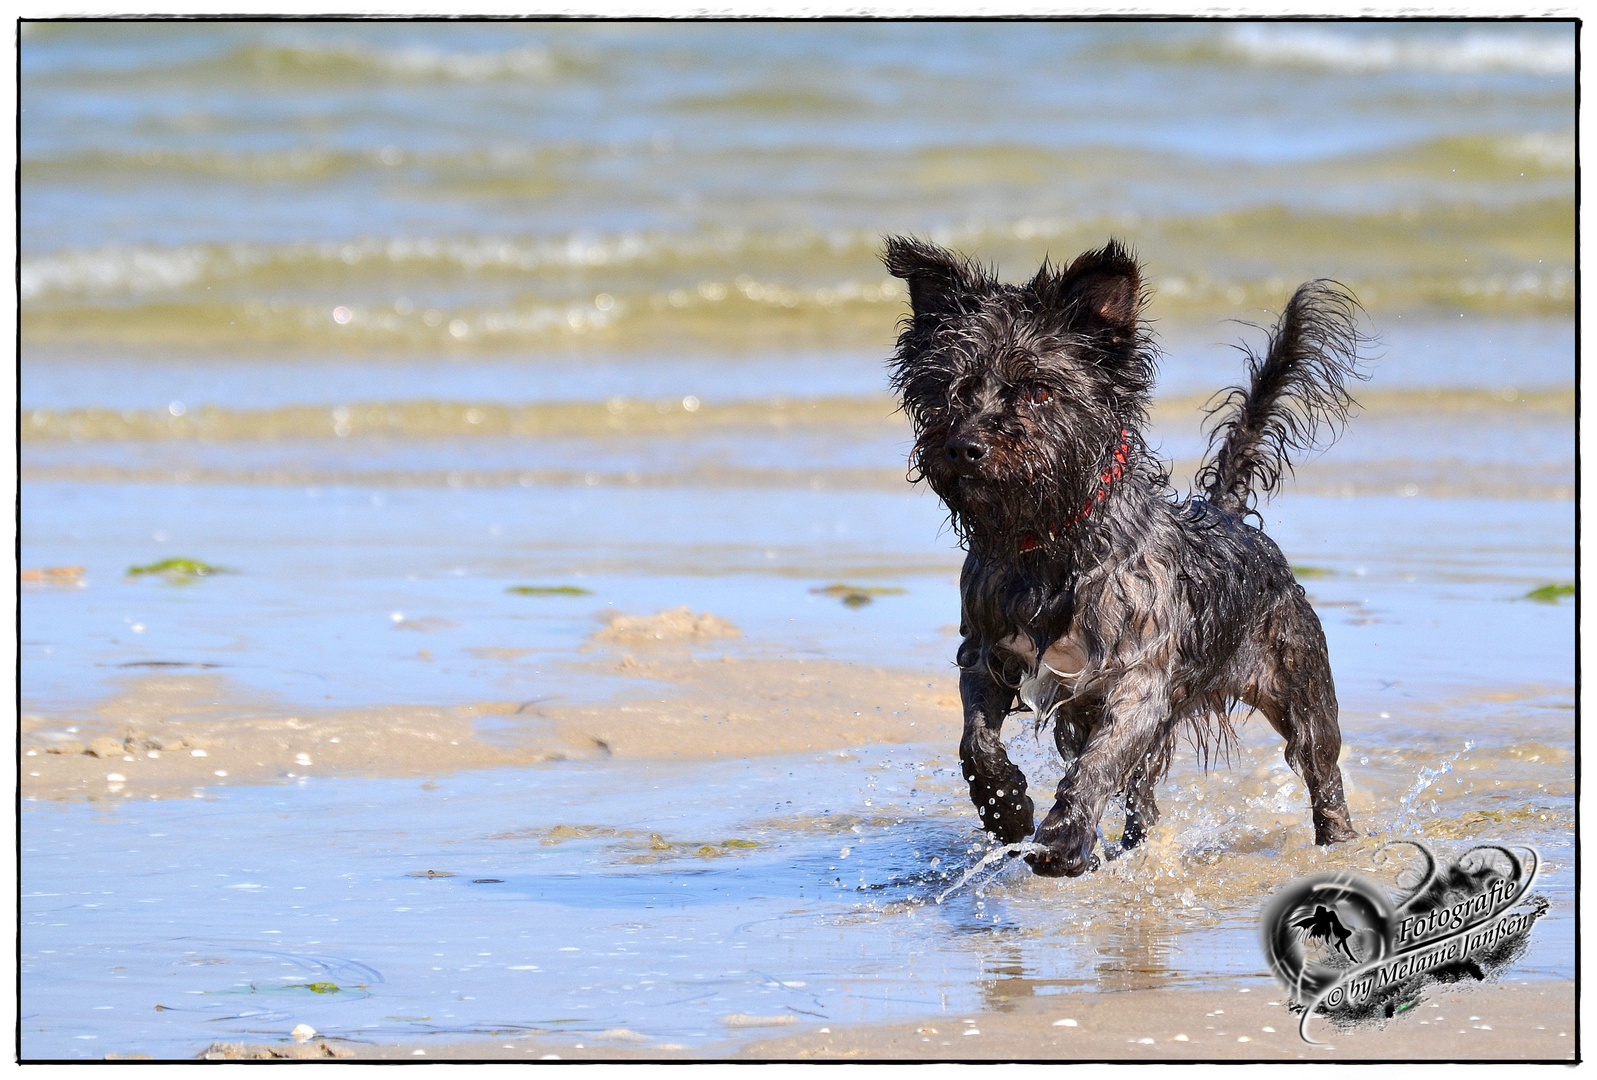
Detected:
left=9, top=8, right=1584, bottom=1067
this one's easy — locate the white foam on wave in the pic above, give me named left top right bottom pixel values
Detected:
left=1223, top=25, right=1573, bottom=77
left=248, top=39, right=557, bottom=82
left=19, top=234, right=643, bottom=301
left=19, top=227, right=904, bottom=302
left=374, top=45, right=553, bottom=82
left=1497, top=131, right=1575, bottom=169
left=18, top=233, right=695, bottom=301
left=20, top=245, right=238, bottom=301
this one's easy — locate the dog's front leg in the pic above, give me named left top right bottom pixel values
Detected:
left=1120, top=758, right=1161, bottom=851
left=1028, top=672, right=1168, bottom=877
left=958, top=667, right=1034, bottom=843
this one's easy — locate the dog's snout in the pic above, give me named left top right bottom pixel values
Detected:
left=945, top=434, right=987, bottom=471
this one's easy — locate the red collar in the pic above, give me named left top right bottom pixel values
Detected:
left=1020, top=429, right=1131, bottom=552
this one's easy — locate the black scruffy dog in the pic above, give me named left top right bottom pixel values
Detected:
left=883, top=236, right=1366, bottom=877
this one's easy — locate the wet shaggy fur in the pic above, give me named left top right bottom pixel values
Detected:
left=883, top=236, right=1366, bottom=877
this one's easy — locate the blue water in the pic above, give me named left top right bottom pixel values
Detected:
left=21, top=726, right=1575, bottom=1060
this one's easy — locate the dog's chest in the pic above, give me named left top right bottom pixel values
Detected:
left=998, top=630, right=1088, bottom=678
left=998, top=629, right=1089, bottom=723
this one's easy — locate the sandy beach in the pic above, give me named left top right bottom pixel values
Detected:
left=192, top=980, right=1574, bottom=1060
left=22, top=640, right=964, bottom=803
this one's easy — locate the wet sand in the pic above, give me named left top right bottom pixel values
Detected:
left=195, top=979, right=1573, bottom=1061
left=22, top=641, right=963, bottom=803
left=20, top=387, right=1575, bottom=501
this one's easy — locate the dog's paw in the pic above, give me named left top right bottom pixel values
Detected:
left=1024, top=845, right=1100, bottom=878
left=1314, top=810, right=1357, bottom=845
left=1026, top=817, right=1099, bottom=877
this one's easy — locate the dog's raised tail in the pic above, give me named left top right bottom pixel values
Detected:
left=1196, top=281, right=1369, bottom=516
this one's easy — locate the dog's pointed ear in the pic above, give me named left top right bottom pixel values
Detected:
left=1058, top=240, right=1143, bottom=337
left=883, top=236, right=983, bottom=320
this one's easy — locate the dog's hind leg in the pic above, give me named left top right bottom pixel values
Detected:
left=958, top=666, right=1035, bottom=844
left=1248, top=598, right=1357, bottom=845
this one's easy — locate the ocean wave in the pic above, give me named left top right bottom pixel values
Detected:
left=18, top=229, right=898, bottom=301
left=21, top=142, right=607, bottom=185
left=34, top=38, right=572, bottom=86
left=22, top=126, right=1575, bottom=193
left=18, top=276, right=911, bottom=356
left=21, top=190, right=1571, bottom=303
left=20, top=395, right=903, bottom=443
left=22, top=263, right=1571, bottom=358
left=20, top=244, right=228, bottom=300
left=1493, top=131, right=1576, bottom=170
left=19, top=235, right=664, bottom=300
left=26, top=146, right=410, bottom=183
left=20, top=389, right=1567, bottom=444
left=20, top=456, right=1573, bottom=502
left=673, top=87, right=867, bottom=114
left=292, top=41, right=558, bottom=82
left=1355, top=132, right=1574, bottom=179
left=20, top=195, right=1572, bottom=354
left=1220, top=25, right=1573, bottom=77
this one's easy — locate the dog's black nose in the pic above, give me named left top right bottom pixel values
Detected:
left=945, top=435, right=986, bottom=472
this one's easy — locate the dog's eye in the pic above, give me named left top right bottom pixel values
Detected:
left=1020, top=384, right=1052, bottom=405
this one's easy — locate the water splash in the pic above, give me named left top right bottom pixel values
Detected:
left=934, top=842, right=1048, bottom=904
left=1390, top=741, right=1475, bottom=834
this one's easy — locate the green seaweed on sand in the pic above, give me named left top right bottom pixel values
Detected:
left=634, top=834, right=760, bottom=861
left=1291, top=565, right=1336, bottom=579
left=810, top=583, right=907, bottom=608
left=126, top=557, right=226, bottom=581
left=507, top=584, right=593, bottom=596
left=1524, top=583, right=1575, bottom=603
left=691, top=840, right=761, bottom=858
left=216, top=980, right=365, bottom=998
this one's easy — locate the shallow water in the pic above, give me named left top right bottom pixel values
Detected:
left=21, top=715, right=1574, bottom=1059
left=19, top=485, right=1574, bottom=712
left=20, top=20, right=1574, bottom=1060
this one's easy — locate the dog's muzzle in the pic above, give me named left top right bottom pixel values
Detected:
left=944, top=433, right=987, bottom=478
